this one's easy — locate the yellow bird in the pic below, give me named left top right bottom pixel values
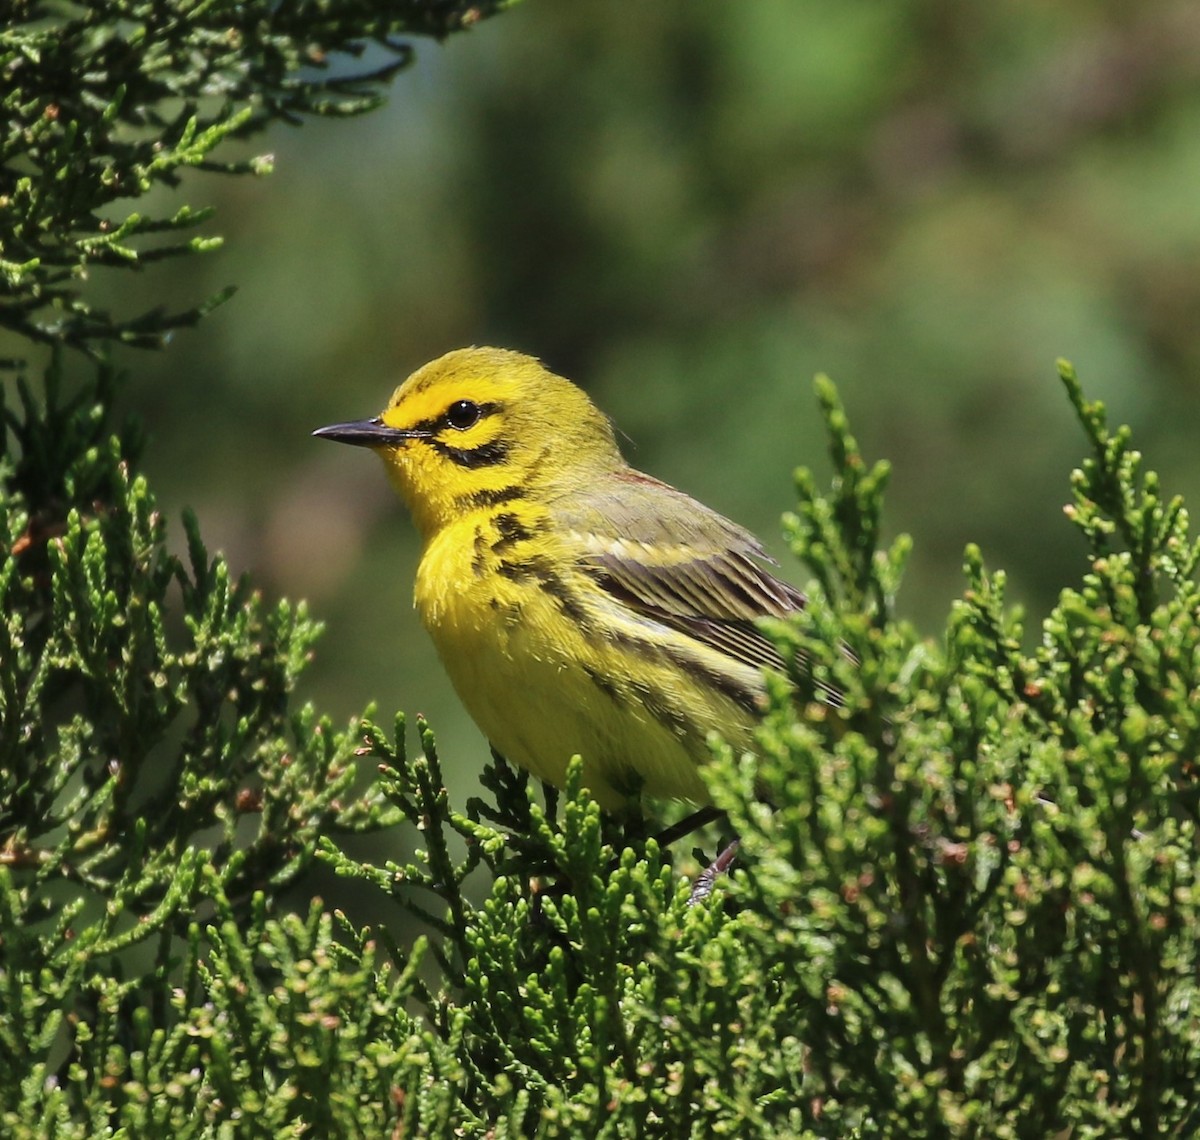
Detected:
left=314, top=347, right=806, bottom=812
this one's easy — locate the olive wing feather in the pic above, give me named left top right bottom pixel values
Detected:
left=555, top=470, right=805, bottom=673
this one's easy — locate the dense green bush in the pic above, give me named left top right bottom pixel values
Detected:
left=3, top=3, right=1198, bottom=1136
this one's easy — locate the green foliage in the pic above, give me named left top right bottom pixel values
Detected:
left=1, top=0, right=516, bottom=350
left=0, top=359, right=401, bottom=1136
left=3, top=2, right=1198, bottom=1136
left=713, top=366, right=1200, bottom=1135
left=4, top=361, right=1197, bottom=1135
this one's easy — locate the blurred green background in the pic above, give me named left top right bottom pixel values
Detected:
left=39, top=1, right=1200, bottom=801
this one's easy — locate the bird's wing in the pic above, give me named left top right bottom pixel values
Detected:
left=553, top=470, right=805, bottom=673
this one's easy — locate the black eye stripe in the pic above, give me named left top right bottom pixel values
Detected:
left=403, top=401, right=504, bottom=437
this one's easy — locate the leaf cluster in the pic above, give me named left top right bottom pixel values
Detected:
left=1, top=0, right=514, bottom=350
left=708, top=366, right=1200, bottom=1136
left=0, top=360, right=400, bottom=1136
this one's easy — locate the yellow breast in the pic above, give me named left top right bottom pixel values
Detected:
left=413, top=509, right=759, bottom=810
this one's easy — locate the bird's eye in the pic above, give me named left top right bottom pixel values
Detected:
left=445, top=399, right=481, bottom=430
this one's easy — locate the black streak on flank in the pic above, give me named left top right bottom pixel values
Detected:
left=607, top=626, right=762, bottom=719
left=472, top=526, right=488, bottom=577
left=659, top=642, right=762, bottom=717
left=628, top=675, right=697, bottom=741
left=491, top=512, right=535, bottom=553
left=539, top=571, right=591, bottom=630
left=580, top=664, right=694, bottom=754
left=488, top=595, right=524, bottom=625
left=583, top=663, right=625, bottom=705
left=498, top=555, right=593, bottom=633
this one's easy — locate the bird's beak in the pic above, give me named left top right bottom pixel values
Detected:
left=312, top=418, right=423, bottom=448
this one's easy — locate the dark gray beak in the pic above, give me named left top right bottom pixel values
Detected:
left=312, top=418, right=419, bottom=448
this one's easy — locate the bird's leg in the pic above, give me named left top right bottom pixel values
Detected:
left=687, top=837, right=741, bottom=905
left=652, top=806, right=742, bottom=904
left=652, top=805, right=726, bottom=849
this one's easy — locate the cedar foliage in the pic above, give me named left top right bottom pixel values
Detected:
left=3, top=3, right=1199, bottom=1136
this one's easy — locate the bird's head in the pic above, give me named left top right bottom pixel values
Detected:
left=314, top=347, right=622, bottom=537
